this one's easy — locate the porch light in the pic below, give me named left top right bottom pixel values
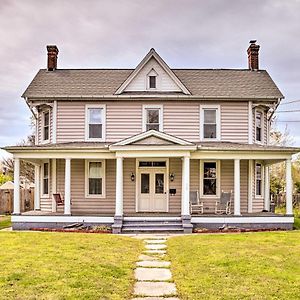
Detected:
left=130, top=173, right=135, bottom=182
left=170, top=173, right=175, bottom=182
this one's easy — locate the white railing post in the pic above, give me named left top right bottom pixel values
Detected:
left=34, top=164, right=40, bottom=210
left=286, top=158, right=293, bottom=215
left=64, top=158, right=71, bottom=215
left=234, top=159, right=241, bottom=216
left=13, top=157, right=21, bottom=215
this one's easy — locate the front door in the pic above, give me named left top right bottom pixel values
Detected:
left=138, top=162, right=168, bottom=212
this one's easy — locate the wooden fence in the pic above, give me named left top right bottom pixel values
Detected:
left=0, top=188, right=34, bottom=214
left=272, top=193, right=300, bottom=209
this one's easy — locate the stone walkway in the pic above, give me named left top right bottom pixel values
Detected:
left=131, top=235, right=179, bottom=300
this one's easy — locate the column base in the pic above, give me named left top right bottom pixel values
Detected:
left=12, top=212, right=21, bottom=215
left=181, top=215, right=193, bottom=234
left=112, top=215, right=123, bottom=234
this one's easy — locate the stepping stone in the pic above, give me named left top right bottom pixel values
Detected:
left=132, top=298, right=179, bottom=300
left=144, top=239, right=166, bottom=244
left=137, top=260, right=171, bottom=268
left=134, top=281, right=177, bottom=297
left=145, top=244, right=167, bottom=250
left=144, top=250, right=166, bottom=254
left=135, top=267, right=172, bottom=281
left=138, top=254, right=160, bottom=261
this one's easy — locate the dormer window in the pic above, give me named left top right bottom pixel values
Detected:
left=149, top=76, right=156, bottom=89
left=147, top=69, right=158, bottom=90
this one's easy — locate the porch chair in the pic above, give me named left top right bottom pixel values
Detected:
left=190, top=191, right=204, bottom=214
left=215, top=190, right=232, bottom=215
left=53, top=193, right=65, bottom=210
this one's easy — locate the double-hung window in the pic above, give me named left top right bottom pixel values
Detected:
left=42, top=162, right=49, bottom=196
left=42, top=111, right=50, bottom=142
left=86, top=160, right=105, bottom=197
left=200, top=161, right=220, bottom=197
left=200, top=105, right=220, bottom=141
left=143, top=105, right=163, bottom=131
left=255, top=111, right=263, bottom=142
left=86, top=105, right=105, bottom=141
left=255, top=162, right=263, bottom=197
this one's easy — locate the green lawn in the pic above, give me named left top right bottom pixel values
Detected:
left=0, top=232, right=142, bottom=300
left=275, top=207, right=300, bottom=229
left=168, top=232, right=300, bottom=300
left=0, top=215, right=11, bottom=230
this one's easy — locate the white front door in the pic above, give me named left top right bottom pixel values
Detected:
left=138, top=164, right=168, bottom=212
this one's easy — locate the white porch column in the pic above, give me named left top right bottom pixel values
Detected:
left=248, top=159, right=253, bottom=213
left=286, top=158, right=293, bottom=215
left=64, top=158, right=71, bottom=215
left=181, top=156, right=190, bottom=216
left=34, top=165, right=40, bottom=210
left=234, top=159, right=241, bottom=216
left=51, top=159, right=57, bottom=212
left=115, top=157, right=123, bottom=216
left=13, top=158, right=21, bottom=215
left=264, top=166, right=270, bottom=211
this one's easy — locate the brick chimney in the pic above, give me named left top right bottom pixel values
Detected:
left=247, top=40, right=260, bottom=70
left=47, top=45, right=59, bottom=71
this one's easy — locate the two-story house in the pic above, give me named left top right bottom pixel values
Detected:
left=5, top=41, right=299, bottom=233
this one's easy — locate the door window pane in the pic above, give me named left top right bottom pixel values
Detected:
left=155, top=174, right=164, bottom=194
left=141, top=174, right=150, bottom=194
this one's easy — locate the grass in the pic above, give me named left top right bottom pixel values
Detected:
left=0, top=215, right=11, bottom=230
left=0, top=232, right=143, bottom=300
left=275, top=207, right=300, bottom=229
left=168, top=232, right=300, bottom=300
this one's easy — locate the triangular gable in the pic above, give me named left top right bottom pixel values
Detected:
left=115, top=48, right=191, bottom=95
left=111, top=130, right=194, bottom=146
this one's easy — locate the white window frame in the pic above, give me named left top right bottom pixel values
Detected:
left=200, top=105, right=221, bottom=141
left=199, top=160, right=221, bottom=198
left=142, top=104, right=163, bottom=132
left=85, top=159, right=106, bottom=198
left=41, top=109, right=50, bottom=144
left=255, top=161, right=264, bottom=198
left=85, top=104, right=106, bottom=142
left=255, top=108, right=264, bottom=144
left=146, top=68, right=158, bottom=90
left=41, top=160, right=50, bottom=198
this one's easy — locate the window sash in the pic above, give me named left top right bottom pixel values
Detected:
left=88, top=108, right=103, bottom=139
left=202, top=162, right=218, bottom=196
left=43, top=163, right=49, bottom=195
left=88, top=161, right=103, bottom=195
left=255, top=163, right=263, bottom=196
left=146, top=108, right=160, bottom=131
left=201, top=107, right=219, bottom=140
left=43, top=112, right=50, bottom=141
left=256, top=112, right=262, bottom=142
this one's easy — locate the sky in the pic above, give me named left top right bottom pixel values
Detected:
left=1, top=0, right=300, bottom=159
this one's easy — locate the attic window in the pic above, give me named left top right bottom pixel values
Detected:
left=149, top=76, right=156, bottom=89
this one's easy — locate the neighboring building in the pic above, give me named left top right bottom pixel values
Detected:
left=4, top=41, right=299, bottom=232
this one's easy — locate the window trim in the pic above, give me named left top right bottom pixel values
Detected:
left=85, top=104, right=106, bottom=142
left=199, top=160, right=221, bottom=198
left=85, top=159, right=106, bottom=198
left=255, top=108, right=264, bottom=144
left=146, top=68, right=158, bottom=90
left=142, top=104, right=163, bottom=132
left=41, top=160, right=50, bottom=198
left=41, top=110, right=50, bottom=144
left=255, top=161, right=264, bottom=198
left=200, top=105, right=221, bottom=141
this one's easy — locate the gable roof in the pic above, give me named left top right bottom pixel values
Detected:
left=115, top=48, right=191, bottom=95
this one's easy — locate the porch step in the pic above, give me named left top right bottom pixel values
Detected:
left=121, top=219, right=184, bottom=234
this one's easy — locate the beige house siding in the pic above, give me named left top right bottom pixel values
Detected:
left=123, top=158, right=136, bottom=214
left=168, top=158, right=182, bottom=213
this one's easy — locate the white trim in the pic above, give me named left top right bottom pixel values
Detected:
left=248, top=101, right=253, bottom=144
left=135, top=158, right=169, bottom=213
left=191, top=216, right=294, bottom=224
left=142, top=105, right=163, bottom=132
left=51, top=159, right=57, bottom=212
left=200, top=104, right=221, bottom=141
left=199, top=160, right=221, bottom=198
left=248, top=160, right=253, bottom=213
left=12, top=215, right=114, bottom=224
left=111, top=129, right=193, bottom=147
left=41, top=160, right=50, bottom=198
left=85, top=159, right=106, bottom=198
left=181, top=156, right=190, bottom=215
left=52, top=100, right=57, bottom=143
left=85, top=104, right=106, bottom=142
left=41, top=109, right=50, bottom=144
left=115, top=48, right=191, bottom=95
left=254, top=108, right=264, bottom=144
left=254, top=161, right=264, bottom=198
left=115, top=157, right=123, bottom=216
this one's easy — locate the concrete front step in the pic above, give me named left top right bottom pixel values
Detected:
left=122, top=227, right=184, bottom=233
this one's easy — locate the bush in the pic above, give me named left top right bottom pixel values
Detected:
left=0, top=174, right=12, bottom=186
